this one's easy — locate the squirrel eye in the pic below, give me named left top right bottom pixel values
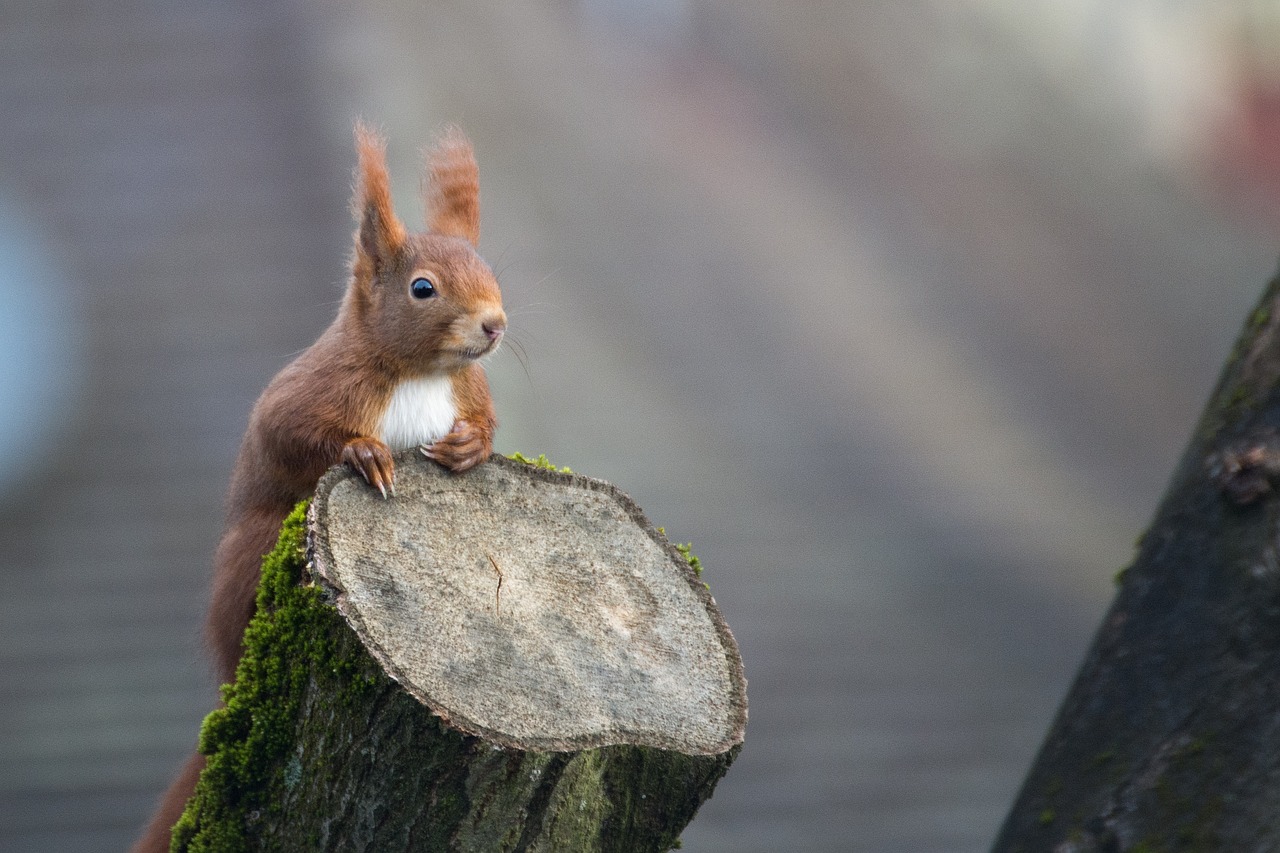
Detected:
left=410, top=277, right=436, bottom=299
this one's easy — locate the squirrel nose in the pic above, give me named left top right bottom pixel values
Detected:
left=482, top=316, right=506, bottom=343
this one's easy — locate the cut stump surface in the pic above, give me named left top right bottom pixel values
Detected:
left=308, top=452, right=747, bottom=755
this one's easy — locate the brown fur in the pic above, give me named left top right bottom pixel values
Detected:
left=423, top=125, right=482, bottom=245
left=130, top=122, right=505, bottom=853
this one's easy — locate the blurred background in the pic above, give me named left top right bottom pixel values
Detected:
left=3, top=1, right=1280, bottom=851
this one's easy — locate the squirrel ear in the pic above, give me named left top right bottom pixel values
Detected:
left=422, top=126, right=481, bottom=247
left=352, top=121, right=407, bottom=269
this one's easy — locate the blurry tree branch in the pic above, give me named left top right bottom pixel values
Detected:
left=993, top=266, right=1280, bottom=851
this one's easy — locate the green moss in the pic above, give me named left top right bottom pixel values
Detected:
left=508, top=450, right=573, bottom=474
left=657, top=527, right=706, bottom=589
left=595, top=743, right=738, bottom=853
left=541, top=750, right=611, bottom=847
left=673, top=542, right=702, bottom=577
left=1037, top=809, right=1055, bottom=826
left=173, top=500, right=351, bottom=851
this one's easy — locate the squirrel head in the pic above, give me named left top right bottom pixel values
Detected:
left=345, top=122, right=506, bottom=376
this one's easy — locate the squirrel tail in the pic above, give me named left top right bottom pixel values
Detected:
left=130, top=751, right=205, bottom=853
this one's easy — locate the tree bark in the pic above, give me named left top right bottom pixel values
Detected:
left=993, top=267, right=1280, bottom=852
left=173, top=454, right=746, bottom=853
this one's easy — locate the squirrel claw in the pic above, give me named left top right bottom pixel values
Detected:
left=342, top=436, right=396, bottom=499
left=422, top=420, right=491, bottom=473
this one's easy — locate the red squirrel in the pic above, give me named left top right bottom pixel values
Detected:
left=131, top=123, right=506, bottom=853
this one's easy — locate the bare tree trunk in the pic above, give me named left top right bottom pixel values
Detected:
left=173, top=454, right=746, bottom=853
left=993, top=267, right=1280, bottom=851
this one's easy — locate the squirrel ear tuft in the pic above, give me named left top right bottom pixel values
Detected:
left=352, top=121, right=407, bottom=269
left=422, top=126, right=481, bottom=246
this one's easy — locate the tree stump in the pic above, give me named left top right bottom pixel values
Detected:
left=992, top=267, right=1280, bottom=851
left=173, top=453, right=746, bottom=852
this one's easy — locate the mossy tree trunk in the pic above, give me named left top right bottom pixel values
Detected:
left=174, top=455, right=745, bottom=853
left=992, top=267, right=1280, bottom=851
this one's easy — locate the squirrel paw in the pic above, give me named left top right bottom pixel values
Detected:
left=342, top=436, right=396, bottom=498
left=422, top=419, right=491, bottom=473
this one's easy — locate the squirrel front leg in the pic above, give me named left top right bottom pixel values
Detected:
left=423, top=365, right=496, bottom=473
left=423, top=418, right=493, bottom=472
left=342, top=435, right=397, bottom=497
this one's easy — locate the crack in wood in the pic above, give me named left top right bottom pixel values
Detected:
left=486, top=552, right=503, bottom=619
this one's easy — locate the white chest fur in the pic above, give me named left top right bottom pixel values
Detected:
left=377, top=375, right=458, bottom=451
